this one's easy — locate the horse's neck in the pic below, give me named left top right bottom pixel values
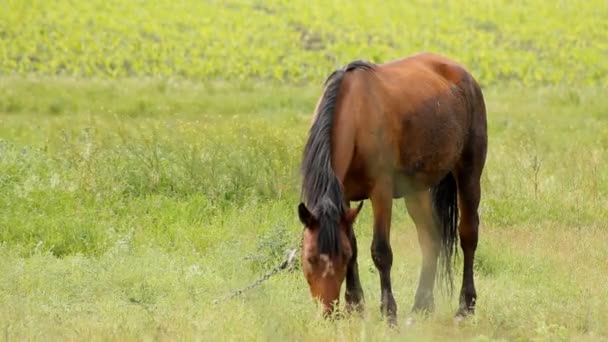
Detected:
left=330, top=106, right=356, bottom=185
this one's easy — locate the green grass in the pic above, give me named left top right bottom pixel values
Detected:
left=1, top=0, right=608, bottom=340
left=1, top=78, right=607, bottom=340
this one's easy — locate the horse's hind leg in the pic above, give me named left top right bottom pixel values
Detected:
left=454, top=171, right=481, bottom=317
left=455, top=142, right=487, bottom=317
left=405, top=190, right=440, bottom=314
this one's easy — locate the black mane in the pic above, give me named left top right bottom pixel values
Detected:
left=300, top=60, right=375, bottom=256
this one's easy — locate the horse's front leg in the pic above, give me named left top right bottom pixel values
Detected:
left=345, top=222, right=364, bottom=314
left=370, top=183, right=396, bottom=326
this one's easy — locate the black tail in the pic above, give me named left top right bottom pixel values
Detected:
left=431, top=172, right=459, bottom=297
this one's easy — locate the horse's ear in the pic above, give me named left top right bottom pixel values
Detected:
left=298, top=203, right=316, bottom=228
left=345, top=201, right=364, bottom=224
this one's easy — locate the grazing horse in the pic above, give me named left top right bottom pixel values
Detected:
left=297, top=52, right=487, bottom=325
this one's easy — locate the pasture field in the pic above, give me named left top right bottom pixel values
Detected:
left=1, top=0, right=608, bottom=341
left=1, top=80, right=607, bottom=341
left=1, top=0, right=608, bottom=86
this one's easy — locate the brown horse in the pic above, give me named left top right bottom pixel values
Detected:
left=297, top=52, right=487, bottom=325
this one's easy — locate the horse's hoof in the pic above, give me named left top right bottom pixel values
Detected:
left=385, top=315, right=398, bottom=328
left=345, top=302, right=365, bottom=316
left=453, top=314, right=466, bottom=325
left=453, top=308, right=474, bottom=325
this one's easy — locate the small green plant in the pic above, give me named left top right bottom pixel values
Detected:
left=246, top=225, right=296, bottom=273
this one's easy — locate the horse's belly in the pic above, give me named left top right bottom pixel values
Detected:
left=396, top=111, right=467, bottom=179
left=392, top=170, right=447, bottom=198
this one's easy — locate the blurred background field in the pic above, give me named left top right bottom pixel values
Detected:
left=0, top=1, right=607, bottom=340
left=2, top=0, right=607, bottom=86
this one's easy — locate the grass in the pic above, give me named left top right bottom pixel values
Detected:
left=1, top=0, right=607, bottom=86
left=1, top=77, right=607, bottom=340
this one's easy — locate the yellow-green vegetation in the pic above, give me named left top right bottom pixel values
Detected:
left=1, top=0, right=607, bottom=340
left=1, top=0, right=607, bottom=85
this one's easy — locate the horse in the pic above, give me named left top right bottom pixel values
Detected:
left=297, top=52, right=487, bottom=325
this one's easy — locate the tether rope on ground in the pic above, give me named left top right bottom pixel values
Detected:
left=212, top=248, right=299, bottom=304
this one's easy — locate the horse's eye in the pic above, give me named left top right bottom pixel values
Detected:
left=307, top=256, right=318, bottom=265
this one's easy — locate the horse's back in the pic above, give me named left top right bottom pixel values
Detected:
left=344, top=53, right=484, bottom=195
left=378, top=52, right=472, bottom=95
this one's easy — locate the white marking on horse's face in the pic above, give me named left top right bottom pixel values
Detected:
left=320, top=254, right=335, bottom=278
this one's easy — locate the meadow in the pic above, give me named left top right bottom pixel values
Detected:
left=1, top=0, right=608, bottom=341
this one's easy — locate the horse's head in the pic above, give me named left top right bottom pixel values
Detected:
left=297, top=201, right=364, bottom=316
